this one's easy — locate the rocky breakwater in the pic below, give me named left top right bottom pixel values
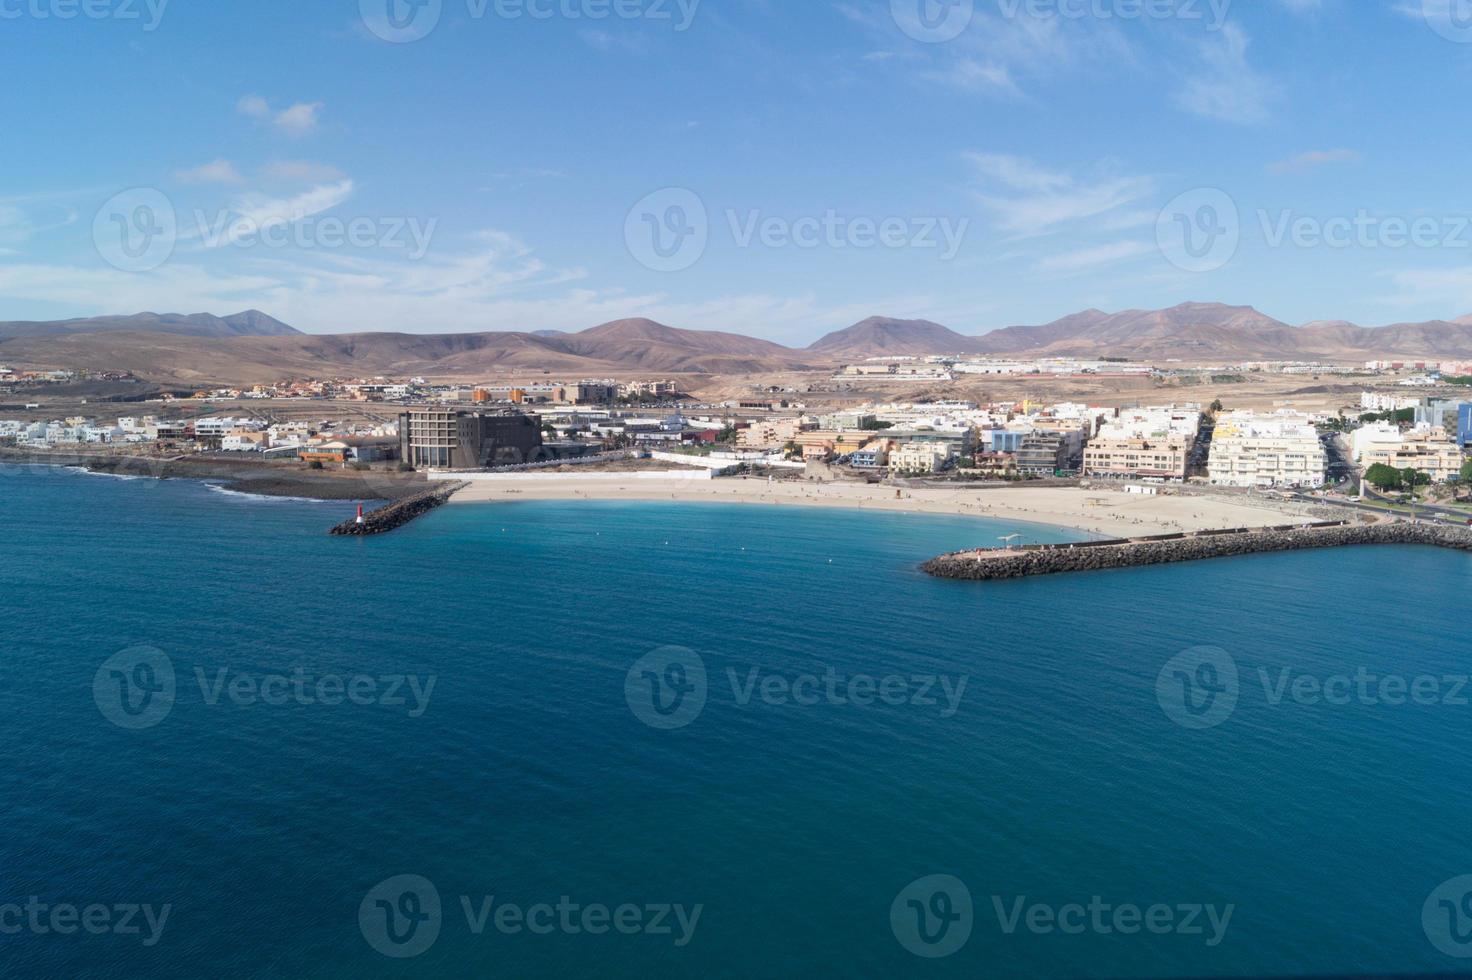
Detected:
left=922, top=521, right=1472, bottom=581
left=329, top=482, right=468, bottom=536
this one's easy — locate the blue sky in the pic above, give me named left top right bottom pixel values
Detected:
left=3, top=0, right=1472, bottom=343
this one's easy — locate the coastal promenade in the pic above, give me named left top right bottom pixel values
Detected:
left=922, top=521, right=1472, bottom=581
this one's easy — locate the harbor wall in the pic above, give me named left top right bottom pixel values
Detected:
left=923, top=522, right=1472, bottom=581
left=329, top=482, right=468, bottom=536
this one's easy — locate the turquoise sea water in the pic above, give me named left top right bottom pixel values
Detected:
left=4, top=464, right=1472, bottom=978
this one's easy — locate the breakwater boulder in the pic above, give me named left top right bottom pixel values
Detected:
left=329, top=482, right=467, bottom=536
left=922, top=522, right=1472, bottom=581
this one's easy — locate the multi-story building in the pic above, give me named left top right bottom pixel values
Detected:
left=1361, top=392, right=1422, bottom=413
left=1354, top=423, right=1464, bottom=482
left=566, top=381, right=618, bottom=405
left=793, top=429, right=871, bottom=460
left=618, top=380, right=680, bottom=399
left=1461, top=404, right=1472, bottom=449
left=1082, top=408, right=1202, bottom=480
left=736, top=418, right=807, bottom=451
left=1017, top=432, right=1069, bottom=477
left=1208, top=411, right=1327, bottom=488
left=850, top=440, right=895, bottom=471
left=889, top=442, right=954, bottom=475
left=398, top=409, right=543, bottom=469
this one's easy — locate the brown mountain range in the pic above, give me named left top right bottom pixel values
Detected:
left=4, top=303, right=1472, bottom=384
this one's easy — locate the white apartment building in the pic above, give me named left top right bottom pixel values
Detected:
left=1208, top=411, right=1327, bottom=489
left=1360, top=392, right=1422, bottom=412
left=1083, top=408, right=1202, bottom=480
left=1352, top=423, right=1463, bottom=482
left=889, top=442, right=955, bottom=475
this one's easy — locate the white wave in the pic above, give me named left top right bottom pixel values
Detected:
left=203, top=483, right=344, bottom=504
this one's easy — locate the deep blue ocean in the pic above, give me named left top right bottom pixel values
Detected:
left=4, top=463, right=1472, bottom=978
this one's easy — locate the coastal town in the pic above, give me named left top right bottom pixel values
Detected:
left=6, top=353, right=1472, bottom=537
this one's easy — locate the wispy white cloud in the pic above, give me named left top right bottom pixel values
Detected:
left=179, top=180, right=356, bottom=247
left=1176, top=24, right=1274, bottom=124
left=1267, top=148, right=1359, bottom=175
left=237, top=95, right=325, bottom=136
left=175, top=159, right=246, bottom=185
left=262, top=160, right=345, bottom=183
left=1034, top=240, right=1154, bottom=275
left=836, top=1, right=1132, bottom=100
left=966, top=153, right=1155, bottom=234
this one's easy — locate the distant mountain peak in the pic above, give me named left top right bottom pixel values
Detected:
left=0, top=310, right=300, bottom=342
left=808, top=316, right=988, bottom=356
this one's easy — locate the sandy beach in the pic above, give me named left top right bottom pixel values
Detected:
left=448, top=477, right=1311, bottom=538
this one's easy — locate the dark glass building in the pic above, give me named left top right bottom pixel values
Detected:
left=399, top=409, right=544, bottom=470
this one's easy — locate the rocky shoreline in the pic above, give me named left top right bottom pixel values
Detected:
left=0, top=447, right=426, bottom=501
left=329, top=482, right=467, bottom=536
left=922, top=521, right=1472, bottom=581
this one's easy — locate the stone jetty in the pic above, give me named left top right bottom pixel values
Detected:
left=329, top=482, right=468, bottom=536
left=922, top=520, right=1472, bottom=581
